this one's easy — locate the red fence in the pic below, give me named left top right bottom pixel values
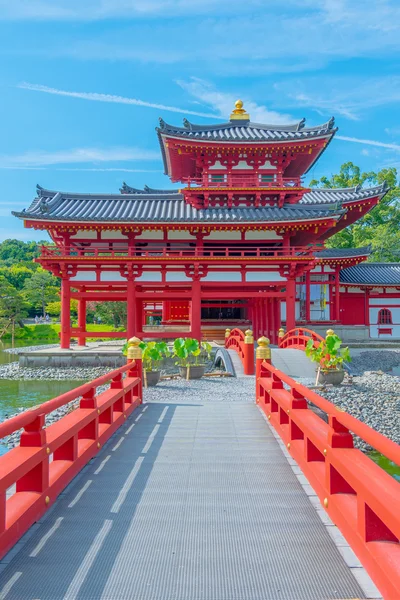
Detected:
left=225, top=328, right=255, bottom=375
left=0, top=359, right=142, bottom=560
left=256, top=359, right=400, bottom=600
left=39, top=244, right=316, bottom=261
left=278, top=327, right=324, bottom=350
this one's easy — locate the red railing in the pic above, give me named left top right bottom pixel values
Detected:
left=192, top=175, right=303, bottom=189
left=279, top=327, right=324, bottom=350
left=225, top=328, right=254, bottom=375
left=38, top=244, right=316, bottom=261
left=256, top=359, right=400, bottom=599
left=0, top=359, right=143, bottom=560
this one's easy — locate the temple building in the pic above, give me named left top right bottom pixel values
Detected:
left=13, top=101, right=400, bottom=346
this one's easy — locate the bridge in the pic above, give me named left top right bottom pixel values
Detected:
left=0, top=333, right=399, bottom=599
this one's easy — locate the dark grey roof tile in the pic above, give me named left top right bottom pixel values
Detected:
left=340, top=263, right=400, bottom=286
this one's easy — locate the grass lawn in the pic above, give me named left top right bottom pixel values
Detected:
left=2, top=323, right=126, bottom=342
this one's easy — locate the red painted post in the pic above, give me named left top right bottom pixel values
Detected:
left=243, top=329, right=254, bottom=375
left=126, top=278, right=136, bottom=338
left=335, top=266, right=340, bottom=322
left=127, top=337, right=143, bottom=403
left=77, top=298, right=86, bottom=346
left=60, top=277, right=71, bottom=349
left=286, top=278, right=296, bottom=331
left=190, top=279, right=202, bottom=341
left=305, top=271, right=311, bottom=322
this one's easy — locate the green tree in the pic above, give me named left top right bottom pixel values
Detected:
left=23, top=269, right=60, bottom=317
left=310, top=162, right=400, bottom=261
left=95, top=302, right=126, bottom=328
left=46, top=299, right=78, bottom=318
left=0, top=265, right=35, bottom=289
left=0, top=276, right=28, bottom=342
left=0, top=240, right=40, bottom=264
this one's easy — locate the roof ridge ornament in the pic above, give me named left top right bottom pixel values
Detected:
left=230, top=99, right=250, bottom=121
left=296, top=118, right=306, bottom=132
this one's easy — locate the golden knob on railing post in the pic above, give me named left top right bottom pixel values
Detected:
left=326, top=328, right=335, bottom=339
left=244, top=329, right=254, bottom=344
left=225, top=328, right=231, bottom=339
left=256, top=337, right=271, bottom=361
left=127, top=336, right=143, bottom=360
left=278, top=327, right=285, bottom=339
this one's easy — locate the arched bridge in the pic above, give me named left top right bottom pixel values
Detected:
left=0, top=335, right=398, bottom=600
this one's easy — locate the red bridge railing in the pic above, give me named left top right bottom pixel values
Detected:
left=0, top=349, right=143, bottom=560
left=255, top=354, right=400, bottom=600
left=225, top=328, right=255, bottom=375
left=278, top=326, right=324, bottom=350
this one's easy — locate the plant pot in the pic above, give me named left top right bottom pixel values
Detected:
left=179, top=365, right=206, bottom=380
left=318, top=369, right=345, bottom=386
left=144, top=370, right=161, bottom=386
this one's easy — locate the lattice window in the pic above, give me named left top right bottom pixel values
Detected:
left=210, top=174, right=225, bottom=183
left=378, top=308, right=392, bottom=325
left=260, top=174, right=275, bottom=183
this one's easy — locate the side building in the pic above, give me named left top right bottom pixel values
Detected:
left=13, top=101, right=400, bottom=345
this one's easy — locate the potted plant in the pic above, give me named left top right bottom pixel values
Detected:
left=305, top=330, right=351, bottom=386
left=139, top=341, right=170, bottom=386
left=173, top=337, right=212, bottom=380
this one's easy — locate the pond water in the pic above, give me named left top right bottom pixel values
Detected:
left=388, top=365, right=400, bottom=377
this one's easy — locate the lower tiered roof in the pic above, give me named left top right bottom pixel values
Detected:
left=13, top=183, right=387, bottom=225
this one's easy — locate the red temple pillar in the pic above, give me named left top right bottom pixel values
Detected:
left=190, top=279, right=202, bottom=341
left=259, top=299, right=265, bottom=336
left=335, top=266, right=340, bottom=322
left=274, top=298, right=281, bottom=344
left=135, top=298, right=143, bottom=336
left=60, top=277, right=71, bottom=349
left=127, top=278, right=136, bottom=338
left=77, top=298, right=86, bottom=346
left=286, top=278, right=296, bottom=332
left=305, top=271, right=311, bottom=322
left=270, top=298, right=276, bottom=343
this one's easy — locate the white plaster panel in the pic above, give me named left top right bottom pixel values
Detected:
left=70, top=230, right=97, bottom=239
left=167, top=230, right=194, bottom=240
left=246, top=272, right=286, bottom=282
left=165, top=272, right=191, bottom=282
left=369, top=297, right=400, bottom=306
left=70, top=271, right=97, bottom=281
left=259, top=161, right=276, bottom=170
left=370, top=307, right=400, bottom=323
left=209, top=161, right=227, bottom=170
left=207, top=231, right=242, bottom=240
left=245, top=231, right=281, bottom=240
left=135, top=272, right=162, bottom=282
left=136, top=230, right=164, bottom=240
left=345, top=287, right=363, bottom=293
left=370, top=324, right=400, bottom=338
left=100, top=231, right=128, bottom=239
left=232, top=160, right=253, bottom=170
left=202, top=272, right=242, bottom=282
left=100, top=271, right=126, bottom=281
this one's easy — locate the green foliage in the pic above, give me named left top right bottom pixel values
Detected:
left=139, top=341, right=170, bottom=372
left=23, top=268, right=59, bottom=316
left=46, top=299, right=78, bottom=317
left=94, top=301, right=126, bottom=328
left=0, top=276, right=29, bottom=334
left=305, top=333, right=351, bottom=370
left=310, top=162, right=400, bottom=261
left=0, top=239, right=42, bottom=265
left=173, top=337, right=212, bottom=367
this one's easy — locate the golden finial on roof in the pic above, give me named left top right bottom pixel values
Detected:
left=230, top=99, right=250, bottom=121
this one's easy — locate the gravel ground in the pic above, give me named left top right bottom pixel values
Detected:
left=143, top=376, right=254, bottom=404
left=0, top=362, right=112, bottom=380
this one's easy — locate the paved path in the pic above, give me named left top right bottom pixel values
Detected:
left=0, top=382, right=366, bottom=600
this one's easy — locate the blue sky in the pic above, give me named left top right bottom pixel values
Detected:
left=0, top=0, right=399, bottom=242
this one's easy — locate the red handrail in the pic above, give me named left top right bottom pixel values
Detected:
left=279, top=327, right=324, bottom=350
left=39, top=244, right=317, bottom=261
left=225, top=328, right=254, bottom=375
left=256, top=359, right=400, bottom=599
left=0, top=359, right=143, bottom=560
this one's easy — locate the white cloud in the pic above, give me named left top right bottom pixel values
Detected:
left=361, top=149, right=370, bottom=156
left=336, top=135, right=400, bottom=152
left=0, top=147, right=161, bottom=168
left=17, top=83, right=221, bottom=119
left=176, top=78, right=293, bottom=124
left=277, top=76, right=400, bottom=121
